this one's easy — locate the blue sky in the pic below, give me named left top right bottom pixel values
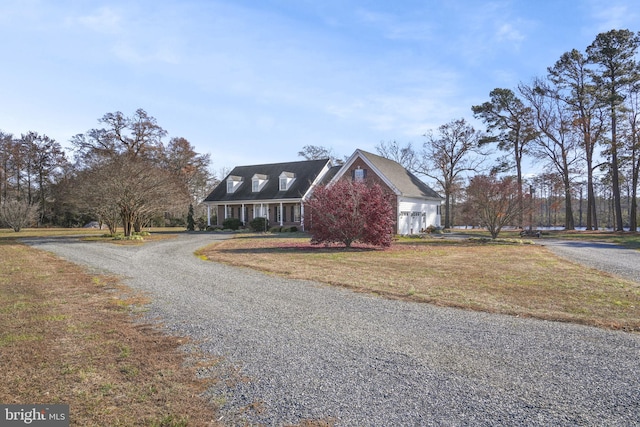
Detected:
left=1, top=0, right=639, bottom=175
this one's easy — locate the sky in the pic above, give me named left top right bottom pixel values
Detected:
left=1, top=0, right=639, bottom=177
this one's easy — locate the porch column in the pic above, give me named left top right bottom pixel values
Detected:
left=206, top=204, right=211, bottom=226
left=300, top=202, right=304, bottom=231
left=224, top=204, right=228, bottom=219
left=279, top=202, right=284, bottom=226
left=241, top=203, right=245, bottom=224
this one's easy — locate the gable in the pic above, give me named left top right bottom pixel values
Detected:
left=332, top=149, right=443, bottom=200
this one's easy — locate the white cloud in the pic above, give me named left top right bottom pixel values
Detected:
left=496, top=23, right=525, bottom=43
left=75, top=6, right=123, bottom=34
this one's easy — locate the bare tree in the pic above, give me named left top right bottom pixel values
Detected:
left=418, top=119, right=487, bottom=228
left=74, top=156, right=188, bottom=236
left=298, top=145, right=343, bottom=164
left=0, top=199, right=37, bottom=232
left=464, top=174, right=528, bottom=239
left=520, top=78, right=583, bottom=230
left=0, top=131, right=13, bottom=204
left=72, top=108, right=166, bottom=166
left=20, top=132, right=67, bottom=225
left=375, top=140, right=418, bottom=172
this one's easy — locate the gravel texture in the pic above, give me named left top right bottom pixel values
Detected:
left=541, top=238, right=640, bottom=283
left=23, top=234, right=640, bottom=426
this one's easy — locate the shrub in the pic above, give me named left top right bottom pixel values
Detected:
left=305, top=180, right=395, bottom=247
left=249, top=217, right=269, bottom=232
left=269, top=226, right=282, bottom=233
left=196, top=217, right=207, bottom=231
left=222, top=217, right=243, bottom=230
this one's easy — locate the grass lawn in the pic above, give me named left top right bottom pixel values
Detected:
left=0, top=229, right=222, bottom=426
left=197, top=232, right=640, bottom=332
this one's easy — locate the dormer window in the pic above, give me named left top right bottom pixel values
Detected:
left=252, top=174, right=268, bottom=192
left=279, top=171, right=296, bottom=191
left=226, top=175, right=243, bottom=193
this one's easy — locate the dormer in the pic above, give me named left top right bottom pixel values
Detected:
left=279, top=171, right=296, bottom=191
left=226, top=175, right=243, bottom=194
left=252, top=174, right=269, bottom=192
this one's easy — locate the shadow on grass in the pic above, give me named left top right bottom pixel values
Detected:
left=216, top=244, right=381, bottom=255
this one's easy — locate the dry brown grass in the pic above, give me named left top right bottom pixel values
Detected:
left=197, top=234, right=640, bottom=331
left=0, top=239, right=221, bottom=426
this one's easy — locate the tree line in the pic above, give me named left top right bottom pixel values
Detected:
left=0, top=109, right=214, bottom=234
left=373, top=29, right=640, bottom=233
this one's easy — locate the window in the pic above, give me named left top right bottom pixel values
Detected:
left=293, top=205, right=301, bottom=222
left=252, top=174, right=268, bottom=192
left=279, top=171, right=296, bottom=191
left=226, top=176, right=243, bottom=193
left=353, top=168, right=366, bottom=182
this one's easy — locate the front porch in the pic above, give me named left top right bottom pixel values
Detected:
left=206, top=201, right=304, bottom=229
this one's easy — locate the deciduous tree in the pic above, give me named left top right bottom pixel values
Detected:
left=0, top=199, right=36, bottom=232
left=305, top=180, right=394, bottom=247
left=419, top=118, right=486, bottom=228
left=464, top=174, right=527, bottom=239
left=520, top=78, right=583, bottom=230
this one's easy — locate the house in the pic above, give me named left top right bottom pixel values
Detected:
left=203, top=158, right=337, bottom=230
left=330, top=149, right=443, bottom=235
left=203, top=149, right=442, bottom=234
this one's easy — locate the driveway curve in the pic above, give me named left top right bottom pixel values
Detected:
left=23, top=234, right=640, bottom=426
left=541, top=238, right=640, bottom=283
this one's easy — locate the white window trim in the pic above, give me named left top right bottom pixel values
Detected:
left=279, top=171, right=296, bottom=191
left=226, top=175, right=243, bottom=194
left=252, top=174, right=269, bottom=193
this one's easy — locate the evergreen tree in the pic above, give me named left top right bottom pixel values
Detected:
left=187, top=203, right=195, bottom=231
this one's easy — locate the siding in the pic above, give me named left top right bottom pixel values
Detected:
left=397, top=197, right=441, bottom=234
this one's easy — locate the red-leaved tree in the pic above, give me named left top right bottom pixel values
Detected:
left=305, top=180, right=395, bottom=247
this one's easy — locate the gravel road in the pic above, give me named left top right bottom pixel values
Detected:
left=542, top=238, right=640, bottom=283
left=23, top=234, right=640, bottom=426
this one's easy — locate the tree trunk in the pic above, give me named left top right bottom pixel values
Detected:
left=444, top=192, right=451, bottom=229
left=611, top=112, right=624, bottom=231
left=631, top=162, right=639, bottom=232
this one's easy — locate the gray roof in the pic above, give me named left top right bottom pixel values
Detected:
left=204, top=158, right=331, bottom=203
left=357, top=150, right=443, bottom=199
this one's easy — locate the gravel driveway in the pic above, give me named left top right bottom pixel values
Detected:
left=542, top=238, right=640, bottom=283
left=23, top=234, right=640, bottom=426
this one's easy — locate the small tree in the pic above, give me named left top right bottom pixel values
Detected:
left=305, top=180, right=395, bottom=248
left=464, top=174, right=527, bottom=239
left=186, top=204, right=195, bottom=231
left=0, top=200, right=37, bottom=232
